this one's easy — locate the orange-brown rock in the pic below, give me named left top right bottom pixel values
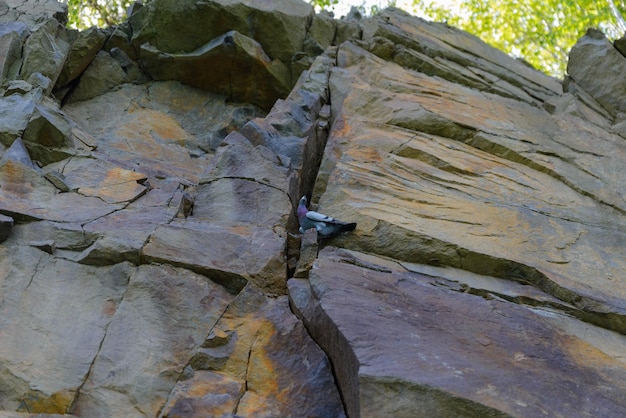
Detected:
left=3, top=1, right=626, bottom=417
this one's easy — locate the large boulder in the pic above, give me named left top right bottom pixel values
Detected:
left=56, top=26, right=107, bottom=87
left=140, top=30, right=291, bottom=111
left=291, top=248, right=626, bottom=417
left=133, top=0, right=319, bottom=110
left=0, top=23, right=26, bottom=82
left=19, top=19, right=71, bottom=94
left=132, top=0, right=313, bottom=66
left=64, top=50, right=129, bottom=103
left=567, top=28, right=626, bottom=116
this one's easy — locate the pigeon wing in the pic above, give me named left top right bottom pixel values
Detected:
left=305, top=210, right=336, bottom=223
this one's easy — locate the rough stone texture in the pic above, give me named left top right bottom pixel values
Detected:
left=71, top=264, right=233, bottom=418
left=0, top=0, right=67, bottom=27
left=22, top=101, right=73, bottom=164
left=161, top=284, right=345, bottom=417
left=567, top=28, right=626, bottom=116
left=0, top=246, right=132, bottom=413
left=0, top=2, right=346, bottom=416
left=320, top=38, right=626, bottom=320
left=0, top=94, right=35, bottom=146
left=0, top=28, right=23, bottom=82
left=290, top=248, right=626, bottom=417
left=140, top=30, right=291, bottom=111
left=294, top=228, right=317, bottom=278
left=132, top=0, right=313, bottom=65
left=64, top=50, right=129, bottom=104
left=287, top=8, right=626, bottom=417
left=56, top=26, right=107, bottom=87
left=129, top=0, right=353, bottom=111
left=19, top=19, right=70, bottom=95
left=3, top=1, right=626, bottom=417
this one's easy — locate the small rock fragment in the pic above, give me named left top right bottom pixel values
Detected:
left=176, top=188, right=195, bottom=218
left=294, top=228, right=318, bottom=278
left=44, top=170, right=71, bottom=192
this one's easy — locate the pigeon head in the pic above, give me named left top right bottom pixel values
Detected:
left=297, top=196, right=308, bottom=217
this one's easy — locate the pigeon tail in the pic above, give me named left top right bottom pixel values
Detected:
left=316, top=220, right=357, bottom=238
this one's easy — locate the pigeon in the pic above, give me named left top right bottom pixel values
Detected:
left=297, top=196, right=356, bottom=238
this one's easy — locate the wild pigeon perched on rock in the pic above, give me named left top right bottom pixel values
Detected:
left=297, top=196, right=356, bottom=238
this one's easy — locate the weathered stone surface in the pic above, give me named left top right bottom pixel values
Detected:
left=139, top=131, right=294, bottom=295
left=4, top=80, right=32, bottom=95
left=362, top=8, right=560, bottom=103
left=160, top=370, right=244, bottom=417
left=0, top=245, right=132, bottom=412
left=74, top=180, right=184, bottom=266
left=241, top=52, right=333, bottom=171
left=294, top=227, right=317, bottom=278
left=141, top=30, right=291, bottom=111
left=0, top=28, right=23, bottom=81
left=71, top=264, right=233, bottom=418
left=0, top=0, right=67, bottom=27
left=62, top=82, right=256, bottom=180
left=0, top=414, right=76, bottom=418
left=43, top=169, right=70, bottom=192
left=20, top=19, right=71, bottom=94
left=320, top=41, right=626, bottom=323
left=12, top=220, right=95, bottom=251
left=54, top=157, right=147, bottom=204
left=132, top=0, right=313, bottom=66
left=56, top=26, right=107, bottom=87
left=291, top=248, right=626, bottom=417
left=0, top=95, right=34, bottom=145
left=22, top=102, right=73, bottom=164
left=0, top=137, right=36, bottom=168
left=64, top=50, right=129, bottom=104
left=4, top=2, right=626, bottom=417
left=142, top=219, right=285, bottom=294
left=140, top=81, right=265, bottom=152
left=103, top=26, right=137, bottom=60
left=309, top=12, right=336, bottom=51
left=568, top=28, right=626, bottom=116
left=196, top=131, right=295, bottom=223
left=0, top=139, right=123, bottom=223
left=162, top=283, right=345, bottom=417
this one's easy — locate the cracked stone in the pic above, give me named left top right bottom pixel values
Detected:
left=0, top=247, right=132, bottom=411
left=163, top=284, right=345, bottom=418
left=290, top=248, right=626, bottom=417
left=71, top=264, right=234, bottom=417
left=54, top=157, right=147, bottom=204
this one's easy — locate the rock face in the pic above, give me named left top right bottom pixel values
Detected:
left=1, top=1, right=626, bottom=417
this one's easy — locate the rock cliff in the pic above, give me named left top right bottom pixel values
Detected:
left=1, top=0, right=626, bottom=417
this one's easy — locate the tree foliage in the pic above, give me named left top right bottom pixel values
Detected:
left=309, top=0, right=626, bottom=77
left=65, top=0, right=626, bottom=77
left=413, top=0, right=626, bottom=77
left=65, top=0, right=135, bottom=29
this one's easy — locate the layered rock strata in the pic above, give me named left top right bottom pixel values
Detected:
left=1, top=1, right=626, bottom=417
